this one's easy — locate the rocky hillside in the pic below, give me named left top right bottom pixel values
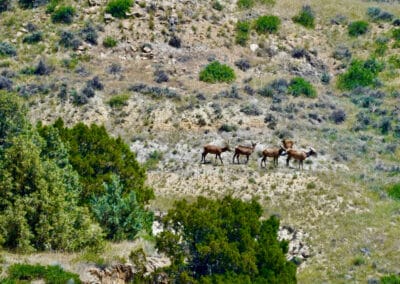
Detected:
left=1, top=0, right=400, bottom=282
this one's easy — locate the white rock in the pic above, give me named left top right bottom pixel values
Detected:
left=250, top=43, right=259, bottom=52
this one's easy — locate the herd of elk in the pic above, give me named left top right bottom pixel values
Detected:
left=201, top=139, right=317, bottom=170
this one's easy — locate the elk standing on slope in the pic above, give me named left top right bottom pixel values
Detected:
left=286, top=147, right=317, bottom=170
left=201, top=143, right=231, bottom=165
left=232, top=142, right=257, bottom=164
left=260, top=145, right=286, bottom=168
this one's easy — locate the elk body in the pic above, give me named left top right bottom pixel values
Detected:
left=232, top=142, right=257, bottom=164
left=201, top=144, right=231, bottom=165
left=286, top=147, right=317, bottom=170
left=260, top=146, right=286, bottom=167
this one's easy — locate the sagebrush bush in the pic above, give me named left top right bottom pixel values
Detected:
left=387, top=184, right=400, bottom=200
left=337, top=59, right=383, bottom=90
left=23, top=31, right=43, bottom=44
left=51, top=6, right=75, bottom=24
left=0, top=42, right=16, bottom=57
left=367, top=7, right=393, bottom=22
left=18, top=0, right=34, bottom=8
left=154, top=70, right=169, bottom=83
left=0, top=75, right=13, bottom=91
left=105, top=0, right=132, bottom=18
left=235, top=58, right=251, bottom=71
left=330, top=109, right=346, bottom=124
left=81, top=22, right=98, bottom=45
left=333, top=45, right=351, bottom=61
left=59, top=30, right=81, bottom=49
left=293, top=5, right=315, bottom=29
left=235, top=21, right=250, bottom=46
left=103, top=36, right=117, bottom=48
left=168, top=35, right=181, bottom=48
left=240, top=103, right=262, bottom=115
left=348, top=21, right=369, bottom=37
left=199, top=61, right=235, bottom=83
left=254, top=15, right=280, bottom=34
left=87, top=76, right=104, bottom=90
left=212, top=0, right=223, bottom=11
left=288, top=77, right=317, bottom=98
left=34, top=59, right=53, bottom=76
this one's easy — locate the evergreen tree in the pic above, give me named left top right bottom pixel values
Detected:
left=156, top=196, right=297, bottom=283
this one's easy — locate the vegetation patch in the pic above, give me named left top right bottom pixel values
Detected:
left=103, top=36, right=118, bottom=48
left=367, top=7, right=393, bottom=22
left=0, top=42, right=16, bottom=57
left=292, top=5, right=315, bottom=29
left=199, top=61, right=235, bottom=83
left=108, top=94, right=130, bottom=108
left=156, top=196, right=297, bottom=283
left=51, top=6, right=75, bottom=24
left=348, top=21, right=369, bottom=37
left=337, top=58, right=384, bottom=90
left=387, top=183, right=400, bottom=201
left=22, top=31, right=43, bottom=44
left=235, top=21, right=250, bottom=46
left=254, top=15, right=281, bottom=34
left=105, top=0, right=133, bottom=18
left=288, top=77, right=317, bottom=98
left=2, top=264, right=81, bottom=283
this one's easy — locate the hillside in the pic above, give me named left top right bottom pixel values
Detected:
left=1, top=0, right=400, bottom=282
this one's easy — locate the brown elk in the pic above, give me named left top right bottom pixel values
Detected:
left=260, top=146, right=286, bottom=168
left=286, top=147, right=317, bottom=170
left=232, top=142, right=257, bottom=164
left=201, top=143, right=231, bottom=165
left=282, top=139, right=295, bottom=150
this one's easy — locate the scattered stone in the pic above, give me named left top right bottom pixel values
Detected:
left=250, top=43, right=259, bottom=52
left=104, top=13, right=114, bottom=23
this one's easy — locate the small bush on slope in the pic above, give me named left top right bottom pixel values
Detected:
left=105, top=0, right=133, bottom=18
left=199, top=61, right=235, bottom=83
left=293, top=5, right=315, bottom=29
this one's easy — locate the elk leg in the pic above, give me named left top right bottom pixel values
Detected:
left=218, top=154, right=223, bottom=165
left=201, top=152, right=206, bottom=163
left=286, top=156, right=290, bottom=167
left=260, top=157, right=265, bottom=167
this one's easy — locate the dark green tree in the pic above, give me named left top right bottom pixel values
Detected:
left=156, top=196, right=296, bottom=283
left=40, top=119, right=154, bottom=204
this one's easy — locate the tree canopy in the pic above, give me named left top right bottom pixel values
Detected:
left=156, top=196, right=297, bottom=283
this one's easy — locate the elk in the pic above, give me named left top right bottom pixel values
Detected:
left=286, top=147, right=317, bottom=170
left=282, top=139, right=295, bottom=150
left=260, top=146, right=286, bottom=168
left=232, top=142, right=257, bottom=164
left=201, top=143, right=231, bottom=165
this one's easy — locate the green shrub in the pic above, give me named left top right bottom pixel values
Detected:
left=212, top=0, right=223, bottom=11
left=22, top=31, right=43, bottom=44
left=235, top=21, right=250, bottom=46
left=254, top=15, right=280, bottom=34
left=219, top=123, right=238, bottom=132
left=237, top=0, right=254, bottom=9
left=288, top=77, right=317, bottom=98
left=46, top=0, right=59, bottom=13
left=348, top=21, right=369, bottom=37
left=0, top=42, right=16, bottom=57
left=392, top=28, right=400, bottom=41
left=293, top=5, right=315, bottom=29
left=51, top=6, right=75, bottom=24
left=381, top=274, right=400, bottom=284
left=352, top=256, right=366, bottom=266
left=5, top=264, right=81, bottom=283
left=337, top=59, right=384, bottom=90
left=105, top=0, right=133, bottom=18
left=91, top=175, right=153, bottom=240
left=199, top=61, right=235, bottom=83
left=144, top=150, right=163, bottom=170
left=388, top=55, right=400, bottom=68
left=103, top=36, right=118, bottom=48
left=108, top=94, right=129, bottom=108
left=387, top=183, right=400, bottom=201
